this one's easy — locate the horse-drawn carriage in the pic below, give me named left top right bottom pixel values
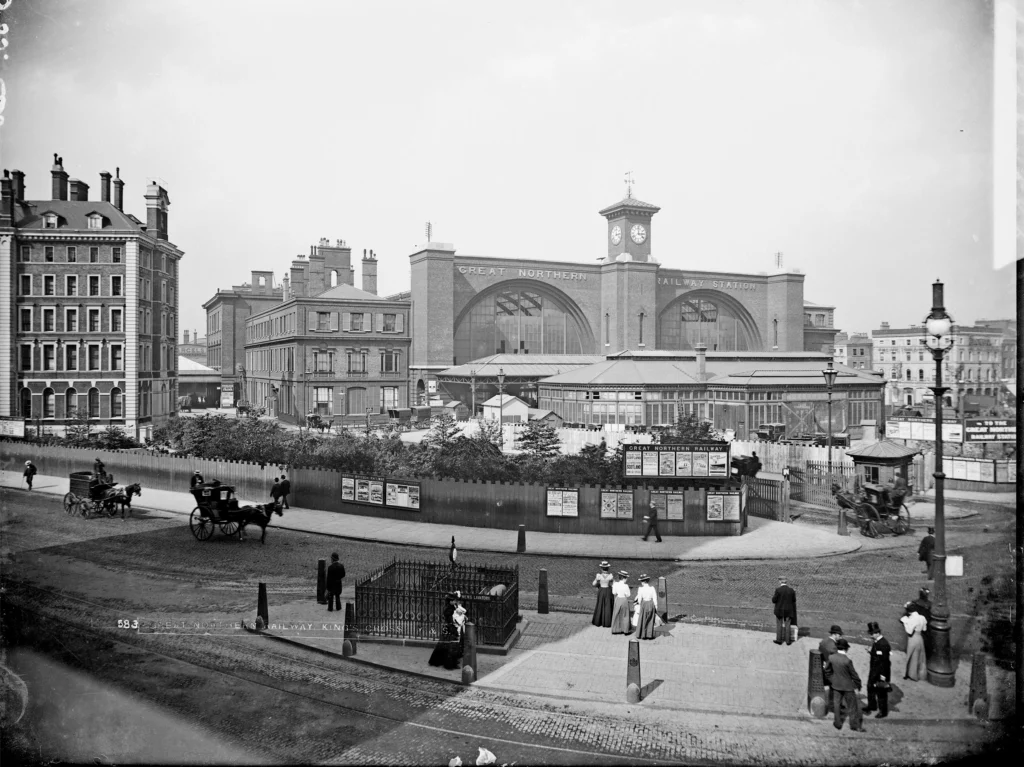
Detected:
left=832, top=481, right=911, bottom=538
left=63, top=471, right=142, bottom=518
left=304, top=412, right=335, bottom=434
left=189, top=482, right=283, bottom=543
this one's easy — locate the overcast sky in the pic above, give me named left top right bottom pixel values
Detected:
left=0, top=0, right=1010, bottom=338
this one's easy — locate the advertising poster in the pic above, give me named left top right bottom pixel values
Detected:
left=616, top=492, right=633, bottom=519
left=659, top=451, right=676, bottom=476
left=342, top=476, right=355, bottom=501
left=1008, top=462, right=1017, bottom=484
left=650, top=493, right=668, bottom=516
left=708, top=452, right=728, bottom=478
left=722, top=493, right=741, bottom=522
left=692, top=452, right=709, bottom=477
left=885, top=421, right=902, bottom=439
left=355, top=479, right=370, bottom=502
left=368, top=480, right=384, bottom=505
left=386, top=483, right=398, bottom=505
left=0, top=418, right=25, bottom=438
left=547, top=489, right=564, bottom=517
left=600, top=493, right=619, bottom=519
left=408, top=485, right=420, bottom=508
left=965, top=462, right=981, bottom=482
left=385, top=482, right=421, bottom=509
left=706, top=494, right=724, bottom=521
left=675, top=451, right=692, bottom=476
left=561, top=490, right=579, bottom=517
left=949, top=460, right=966, bottom=480
left=642, top=452, right=660, bottom=477
left=978, top=462, right=995, bottom=483
left=666, top=494, right=685, bottom=520
left=625, top=451, right=643, bottom=477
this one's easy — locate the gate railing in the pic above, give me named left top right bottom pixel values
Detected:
left=354, top=558, right=519, bottom=646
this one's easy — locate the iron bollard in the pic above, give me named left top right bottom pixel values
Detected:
left=807, top=648, right=827, bottom=717
left=968, top=653, right=989, bottom=719
left=657, top=576, right=668, bottom=624
left=317, top=559, right=327, bottom=604
left=342, top=602, right=357, bottom=657
left=257, top=582, right=269, bottom=629
left=516, top=524, right=526, bottom=554
left=538, top=568, right=549, bottom=614
left=837, top=509, right=849, bottom=536
left=461, top=623, right=478, bottom=684
left=626, top=639, right=641, bottom=703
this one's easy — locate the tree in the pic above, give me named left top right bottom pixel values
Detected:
left=424, top=412, right=462, bottom=448
left=472, top=416, right=503, bottom=450
left=661, top=411, right=725, bottom=445
left=516, top=419, right=561, bottom=458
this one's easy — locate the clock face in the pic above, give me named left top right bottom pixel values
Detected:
left=610, top=225, right=622, bottom=245
left=630, top=224, right=647, bottom=244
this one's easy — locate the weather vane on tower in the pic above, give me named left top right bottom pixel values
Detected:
left=624, top=171, right=634, bottom=199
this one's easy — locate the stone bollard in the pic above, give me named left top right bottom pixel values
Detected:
left=837, top=509, right=849, bottom=536
left=538, top=569, right=549, bottom=614
left=626, top=639, right=641, bottom=703
left=342, top=602, right=357, bottom=657
left=257, top=582, right=269, bottom=629
left=317, top=559, right=327, bottom=604
left=657, top=576, right=668, bottom=624
left=516, top=524, right=526, bottom=554
left=461, top=623, right=477, bottom=684
left=807, top=648, right=827, bottom=717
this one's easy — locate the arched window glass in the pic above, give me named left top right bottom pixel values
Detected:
left=88, top=388, right=100, bottom=418
left=659, top=297, right=753, bottom=351
left=111, top=388, right=122, bottom=418
left=65, top=388, right=77, bottom=419
left=43, top=388, right=55, bottom=418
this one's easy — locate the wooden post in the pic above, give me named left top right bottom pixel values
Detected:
left=461, top=623, right=477, bottom=685
left=257, top=582, right=269, bottom=628
left=342, top=602, right=357, bottom=657
left=516, top=524, right=526, bottom=554
left=317, top=559, right=327, bottom=604
left=538, top=568, right=549, bottom=614
left=657, top=576, right=668, bottom=624
left=626, top=639, right=641, bottom=703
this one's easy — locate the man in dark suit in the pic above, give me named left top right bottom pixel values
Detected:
left=642, top=502, right=662, bottom=543
left=818, top=625, right=843, bottom=710
left=918, top=527, right=936, bottom=580
left=829, top=638, right=864, bottom=731
left=863, top=621, right=891, bottom=718
left=772, top=576, right=797, bottom=645
left=279, top=475, right=291, bottom=509
left=270, top=477, right=283, bottom=508
left=190, top=470, right=204, bottom=489
left=326, top=553, right=345, bottom=612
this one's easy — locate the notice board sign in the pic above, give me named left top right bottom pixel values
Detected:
left=623, top=444, right=730, bottom=479
left=386, top=481, right=421, bottom=510
left=546, top=488, right=579, bottom=517
left=0, top=417, right=25, bottom=438
left=886, top=418, right=964, bottom=443
left=651, top=491, right=686, bottom=520
left=706, top=490, right=741, bottom=522
left=964, top=418, right=1015, bottom=443
left=342, top=475, right=389, bottom=506
left=600, top=490, right=633, bottom=520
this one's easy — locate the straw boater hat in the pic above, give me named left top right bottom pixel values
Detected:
left=618, top=570, right=629, bottom=579
left=599, top=561, right=610, bottom=569
left=639, top=574, right=650, bottom=582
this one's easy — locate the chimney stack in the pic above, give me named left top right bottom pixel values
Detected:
left=0, top=171, right=13, bottom=227
left=51, top=154, right=68, bottom=200
left=362, top=248, right=378, bottom=295
left=112, top=167, right=124, bottom=211
left=694, top=343, right=707, bottom=381
left=68, top=179, right=89, bottom=201
left=145, top=180, right=169, bottom=240
left=10, top=169, right=25, bottom=200
left=99, top=171, right=112, bottom=202
left=184, top=330, right=190, bottom=344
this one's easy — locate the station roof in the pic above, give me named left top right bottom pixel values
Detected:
left=314, top=283, right=386, bottom=301
left=439, top=354, right=605, bottom=379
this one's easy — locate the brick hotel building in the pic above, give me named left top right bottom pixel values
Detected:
left=0, top=155, right=182, bottom=441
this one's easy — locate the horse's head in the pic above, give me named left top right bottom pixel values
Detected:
left=128, top=483, right=142, bottom=498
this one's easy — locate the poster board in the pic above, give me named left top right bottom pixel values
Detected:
left=341, top=476, right=355, bottom=501
left=600, top=490, right=633, bottom=520
left=706, top=490, right=741, bottom=522
left=386, top=481, right=421, bottom=509
left=0, top=417, right=25, bottom=438
left=623, top=444, right=730, bottom=480
left=651, top=491, right=686, bottom=521
left=343, top=475, right=418, bottom=509
left=964, top=418, right=1015, bottom=443
left=547, top=488, right=579, bottom=517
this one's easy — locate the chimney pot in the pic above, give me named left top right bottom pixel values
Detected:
left=112, top=167, right=124, bottom=211
left=99, top=171, right=112, bottom=202
left=51, top=154, right=69, bottom=200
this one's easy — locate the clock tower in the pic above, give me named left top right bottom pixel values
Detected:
left=599, top=192, right=660, bottom=263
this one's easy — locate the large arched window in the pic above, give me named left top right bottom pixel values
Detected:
left=111, top=388, right=123, bottom=418
left=65, top=387, right=77, bottom=419
left=20, top=387, right=32, bottom=418
left=658, top=291, right=761, bottom=351
left=453, top=283, right=593, bottom=364
left=88, top=388, right=100, bottom=418
left=43, top=388, right=55, bottom=418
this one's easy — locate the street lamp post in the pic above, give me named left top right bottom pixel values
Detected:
left=496, top=367, right=505, bottom=453
left=923, top=279, right=955, bottom=687
left=821, top=360, right=843, bottom=535
left=470, top=368, right=476, bottom=419
left=365, top=407, right=373, bottom=437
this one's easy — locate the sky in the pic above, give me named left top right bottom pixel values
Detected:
left=0, top=0, right=1011, bottom=338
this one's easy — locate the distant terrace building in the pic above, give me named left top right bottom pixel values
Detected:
left=179, top=329, right=207, bottom=365
left=803, top=301, right=838, bottom=353
left=1, top=155, right=182, bottom=441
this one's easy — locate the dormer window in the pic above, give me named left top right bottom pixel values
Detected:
left=87, top=214, right=104, bottom=229
left=43, top=214, right=58, bottom=229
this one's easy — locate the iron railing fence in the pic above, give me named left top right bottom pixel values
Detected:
left=354, top=558, right=519, bottom=646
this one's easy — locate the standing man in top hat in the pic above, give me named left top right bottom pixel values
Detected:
left=819, top=625, right=844, bottom=710
left=918, top=527, right=936, bottom=580
left=863, top=621, right=891, bottom=719
left=279, top=475, right=291, bottom=509
left=772, top=576, right=797, bottom=645
left=829, top=638, right=865, bottom=732
left=326, top=552, right=345, bottom=612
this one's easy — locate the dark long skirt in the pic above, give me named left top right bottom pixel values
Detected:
left=428, top=632, right=463, bottom=670
left=592, top=586, right=613, bottom=627
left=611, top=596, right=631, bottom=634
left=636, top=600, right=657, bottom=640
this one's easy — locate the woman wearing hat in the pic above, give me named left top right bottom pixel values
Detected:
left=429, top=592, right=463, bottom=670
left=899, top=603, right=927, bottom=681
left=591, top=561, right=614, bottom=627
left=23, top=460, right=37, bottom=490
left=634, top=574, right=659, bottom=640
left=610, top=571, right=633, bottom=635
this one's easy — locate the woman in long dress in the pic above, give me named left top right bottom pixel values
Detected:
left=611, top=571, right=633, bottom=634
left=634, top=574, right=658, bottom=640
left=591, top=561, right=614, bottom=627
left=429, top=593, right=462, bottom=670
left=900, top=603, right=927, bottom=681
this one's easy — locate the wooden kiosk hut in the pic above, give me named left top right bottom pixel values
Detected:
left=845, top=440, right=920, bottom=496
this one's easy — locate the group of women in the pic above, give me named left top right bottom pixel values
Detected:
left=428, top=591, right=469, bottom=670
left=591, top=561, right=661, bottom=640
